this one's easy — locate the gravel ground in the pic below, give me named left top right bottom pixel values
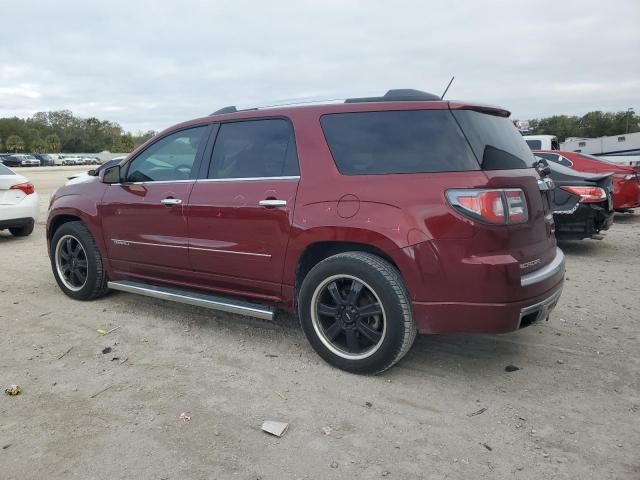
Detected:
left=1, top=167, right=638, bottom=479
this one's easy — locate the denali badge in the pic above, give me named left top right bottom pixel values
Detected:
left=112, top=239, right=130, bottom=246
left=520, top=259, right=541, bottom=270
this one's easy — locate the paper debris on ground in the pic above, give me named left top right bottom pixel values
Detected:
left=5, top=385, right=21, bottom=396
left=261, top=420, right=288, bottom=437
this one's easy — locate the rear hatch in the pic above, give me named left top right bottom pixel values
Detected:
left=450, top=107, right=558, bottom=276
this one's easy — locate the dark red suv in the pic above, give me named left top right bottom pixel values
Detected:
left=47, top=89, right=565, bottom=374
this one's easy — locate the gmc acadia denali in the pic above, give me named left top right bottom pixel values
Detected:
left=47, top=89, right=565, bottom=374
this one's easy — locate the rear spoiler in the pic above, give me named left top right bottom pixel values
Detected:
left=448, top=101, right=511, bottom=118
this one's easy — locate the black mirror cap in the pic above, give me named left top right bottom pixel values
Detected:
left=102, top=165, right=121, bottom=184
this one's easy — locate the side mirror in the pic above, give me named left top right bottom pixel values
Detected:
left=101, top=165, right=121, bottom=184
left=87, top=169, right=97, bottom=176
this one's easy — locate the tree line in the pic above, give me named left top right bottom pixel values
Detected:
left=515, top=109, right=639, bottom=142
left=0, top=110, right=155, bottom=154
left=1, top=108, right=637, bottom=154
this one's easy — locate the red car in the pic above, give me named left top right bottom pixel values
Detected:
left=47, top=89, right=565, bottom=374
left=535, top=150, right=640, bottom=211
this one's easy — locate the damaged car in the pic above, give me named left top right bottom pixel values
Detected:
left=540, top=159, right=614, bottom=240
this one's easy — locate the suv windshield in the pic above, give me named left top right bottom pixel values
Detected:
left=452, top=110, right=537, bottom=170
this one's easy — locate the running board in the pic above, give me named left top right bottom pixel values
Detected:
left=107, top=280, right=274, bottom=320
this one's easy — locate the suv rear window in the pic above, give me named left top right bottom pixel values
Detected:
left=320, top=110, right=479, bottom=175
left=525, top=139, right=542, bottom=149
left=452, top=110, right=537, bottom=170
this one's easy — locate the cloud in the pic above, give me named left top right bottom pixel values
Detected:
left=0, top=0, right=638, bottom=131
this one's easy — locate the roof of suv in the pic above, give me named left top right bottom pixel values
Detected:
left=136, top=89, right=512, bottom=155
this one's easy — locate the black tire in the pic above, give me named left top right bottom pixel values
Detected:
left=9, top=220, right=34, bottom=237
left=50, top=221, right=109, bottom=300
left=298, top=252, right=416, bottom=374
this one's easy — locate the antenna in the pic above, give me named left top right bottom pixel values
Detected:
left=440, top=76, right=455, bottom=99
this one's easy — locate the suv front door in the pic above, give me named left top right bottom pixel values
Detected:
left=101, top=125, right=210, bottom=280
left=186, top=118, right=300, bottom=298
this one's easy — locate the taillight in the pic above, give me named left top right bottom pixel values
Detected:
left=10, top=182, right=35, bottom=195
left=446, top=189, right=529, bottom=225
left=560, top=186, right=607, bottom=203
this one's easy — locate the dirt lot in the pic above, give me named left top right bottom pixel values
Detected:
left=1, top=167, right=639, bottom=479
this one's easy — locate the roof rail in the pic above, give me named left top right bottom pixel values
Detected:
left=211, top=106, right=238, bottom=115
left=345, top=89, right=441, bottom=103
left=210, top=105, right=259, bottom=116
left=209, top=89, right=442, bottom=115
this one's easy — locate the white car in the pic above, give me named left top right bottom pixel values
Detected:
left=0, top=163, right=39, bottom=237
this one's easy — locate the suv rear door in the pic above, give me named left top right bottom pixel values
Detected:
left=186, top=118, right=300, bottom=298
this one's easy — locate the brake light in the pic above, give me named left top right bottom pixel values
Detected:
left=10, top=182, right=35, bottom=195
left=560, top=186, right=607, bottom=203
left=446, top=189, right=528, bottom=224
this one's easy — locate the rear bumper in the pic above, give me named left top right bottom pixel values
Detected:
left=410, top=247, right=565, bottom=334
left=0, top=193, right=40, bottom=224
left=554, top=202, right=613, bottom=239
left=412, top=281, right=563, bottom=334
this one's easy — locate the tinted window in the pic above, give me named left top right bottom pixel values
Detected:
left=452, top=110, right=537, bottom=169
left=320, top=110, right=478, bottom=175
left=0, top=164, right=15, bottom=175
left=525, top=140, right=542, bottom=149
left=209, top=119, right=299, bottom=179
left=126, top=126, right=206, bottom=182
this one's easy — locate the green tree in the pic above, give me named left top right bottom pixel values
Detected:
left=0, top=137, right=3, bottom=151
left=6, top=135, right=25, bottom=153
left=31, top=138, right=47, bottom=153
left=114, top=134, right=135, bottom=153
left=45, top=134, right=61, bottom=152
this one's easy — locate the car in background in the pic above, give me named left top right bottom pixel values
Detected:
left=65, top=157, right=126, bottom=185
left=32, top=153, right=59, bottom=166
left=2, top=154, right=41, bottom=167
left=535, top=150, right=640, bottom=212
left=524, top=135, right=559, bottom=150
left=0, top=163, right=39, bottom=237
left=79, top=155, right=100, bottom=165
left=61, top=156, right=83, bottom=165
left=540, top=159, right=614, bottom=240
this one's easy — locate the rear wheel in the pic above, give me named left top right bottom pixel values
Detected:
left=50, top=221, right=109, bottom=300
left=9, top=220, right=34, bottom=237
left=298, top=252, right=416, bottom=374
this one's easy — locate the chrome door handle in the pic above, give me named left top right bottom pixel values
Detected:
left=259, top=199, right=287, bottom=208
left=161, top=198, right=182, bottom=206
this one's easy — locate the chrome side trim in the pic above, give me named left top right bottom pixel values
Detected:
left=110, top=238, right=271, bottom=258
left=111, top=239, right=185, bottom=249
left=521, top=247, right=565, bottom=287
left=111, top=180, right=194, bottom=186
left=196, top=176, right=300, bottom=183
left=189, top=246, right=271, bottom=258
left=108, top=280, right=274, bottom=320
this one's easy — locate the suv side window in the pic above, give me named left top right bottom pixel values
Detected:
left=320, top=110, right=479, bottom=175
left=126, top=126, right=207, bottom=182
left=209, top=119, right=299, bottom=179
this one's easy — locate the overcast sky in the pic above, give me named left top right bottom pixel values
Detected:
left=1, top=1, right=638, bottom=132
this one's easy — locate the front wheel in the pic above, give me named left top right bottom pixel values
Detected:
left=50, top=221, right=109, bottom=300
left=298, top=252, right=416, bottom=374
